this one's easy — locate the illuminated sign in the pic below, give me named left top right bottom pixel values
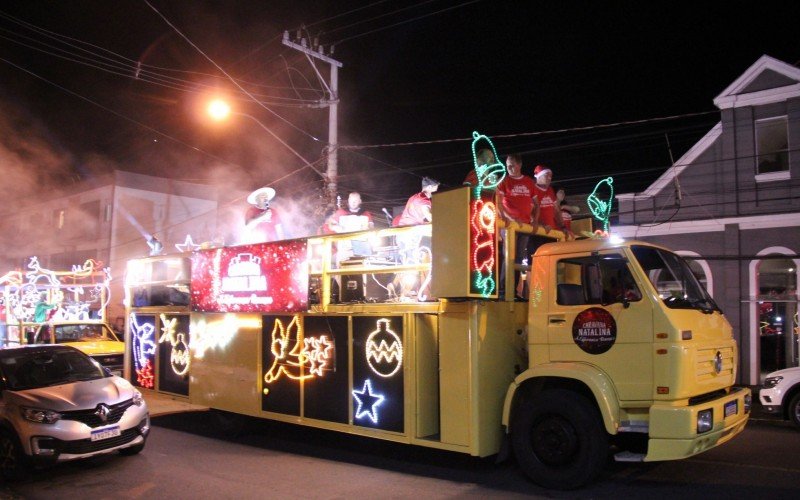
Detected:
left=157, top=314, right=191, bottom=396
left=352, top=379, right=385, bottom=424
left=175, top=235, right=202, bottom=253
left=130, top=314, right=156, bottom=389
left=159, top=314, right=190, bottom=377
left=191, top=240, right=308, bottom=313
left=366, top=318, right=403, bottom=377
left=467, top=131, right=502, bottom=298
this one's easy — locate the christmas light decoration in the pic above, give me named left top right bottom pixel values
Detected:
left=130, top=314, right=156, bottom=389
left=263, top=315, right=335, bottom=385
left=190, top=314, right=245, bottom=359
left=470, top=197, right=497, bottom=297
left=531, top=281, right=543, bottom=308
left=469, top=131, right=506, bottom=198
left=158, top=314, right=191, bottom=377
left=366, top=318, right=403, bottom=378
left=352, top=379, right=385, bottom=424
left=588, top=177, right=614, bottom=234
left=175, top=235, right=202, bottom=253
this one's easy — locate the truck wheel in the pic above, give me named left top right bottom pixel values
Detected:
left=0, top=430, right=27, bottom=481
left=789, top=392, right=800, bottom=428
left=511, top=389, right=609, bottom=489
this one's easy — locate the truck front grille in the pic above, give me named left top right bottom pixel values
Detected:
left=696, top=346, right=734, bottom=381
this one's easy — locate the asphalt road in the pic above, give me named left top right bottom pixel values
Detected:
left=2, top=412, right=798, bottom=499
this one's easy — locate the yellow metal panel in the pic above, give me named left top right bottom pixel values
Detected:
left=431, top=187, right=471, bottom=298
left=439, top=308, right=471, bottom=446
left=189, top=313, right=262, bottom=416
left=414, top=313, right=440, bottom=438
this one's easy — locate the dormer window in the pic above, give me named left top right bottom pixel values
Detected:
left=755, top=117, right=788, bottom=175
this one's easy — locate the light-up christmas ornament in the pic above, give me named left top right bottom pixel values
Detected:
left=366, top=318, right=403, bottom=378
left=587, top=177, right=614, bottom=235
left=352, top=379, right=385, bottom=424
left=158, top=314, right=191, bottom=377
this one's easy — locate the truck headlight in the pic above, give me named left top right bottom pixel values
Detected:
left=21, top=407, right=62, bottom=424
left=697, top=409, right=713, bottom=434
left=763, top=376, right=783, bottom=388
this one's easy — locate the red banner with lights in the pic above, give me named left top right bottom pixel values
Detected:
left=191, top=240, right=309, bottom=313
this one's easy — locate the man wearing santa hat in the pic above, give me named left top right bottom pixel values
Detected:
left=532, top=165, right=565, bottom=233
left=244, top=186, right=285, bottom=243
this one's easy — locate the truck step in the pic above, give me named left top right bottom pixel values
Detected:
left=614, top=451, right=646, bottom=462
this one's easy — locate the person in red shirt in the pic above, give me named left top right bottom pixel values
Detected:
left=244, top=186, right=285, bottom=243
left=497, top=154, right=537, bottom=299
left=394, top=177, right=440, bottom=226
left=555, top=186, right=580, bottom=238
left=531, top=165, right=564, bottom=233
left=325, top=192, right=374, bottom=233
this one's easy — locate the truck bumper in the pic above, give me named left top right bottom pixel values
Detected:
left=645, top=386, right=750, bottom=462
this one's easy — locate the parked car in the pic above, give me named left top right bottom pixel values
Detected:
left=759, top=366, right=800, bottom=428
left=34, top=322, right=124, bottom=376
left=0, top=345, right=149, bottom=480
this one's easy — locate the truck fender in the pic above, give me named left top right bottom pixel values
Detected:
left=502, top=362, right=621, bottom=435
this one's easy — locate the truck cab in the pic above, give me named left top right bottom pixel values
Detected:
left=503, top=237, right=750, bottom=488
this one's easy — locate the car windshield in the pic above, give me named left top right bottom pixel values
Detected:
left=631, top=245, right=721, bottom=314
left=0, top=349, right=106, bottom=390
left=53, top=324, right=118, bottom=343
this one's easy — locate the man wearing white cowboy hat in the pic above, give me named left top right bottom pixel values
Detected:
left=531, top=165, right=564, bottom=234
left=244, top=186, right=285, bottom=243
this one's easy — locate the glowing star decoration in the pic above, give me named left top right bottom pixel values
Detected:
left=587, top=177, right=614, bottom=235
left=263, top=315, right=335, bottom=386
left=469, top=131, right=506, bottom=198
left=352, top=379, right=385, bottom=424
left=366, top=319, right=403, bottom=378
left=130, top=314, right=156, bottom=389
left=158, top=314, right=191, bottom=377
left=175, top=235, right=202, bottom=253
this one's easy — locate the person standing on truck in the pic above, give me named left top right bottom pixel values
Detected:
left=244, top=186, right=285, bottom=243
left=496, top=154, right=536, bottom=298
left=394, top=177, right=440, bottom=226
left=531, top=165, right=565, bottom=234
left=555, top=185, right=580, bottom=238
left=463, top=148, right=501, bottom=192
left=326, top=192, right=374, bottom=233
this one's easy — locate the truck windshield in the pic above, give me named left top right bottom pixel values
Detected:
left=631, top=245, right=721, bottom=314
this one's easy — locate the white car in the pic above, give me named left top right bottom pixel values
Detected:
left=759, top=366, right=800, bottom=428
left=0, top=345, right=150, bottom=480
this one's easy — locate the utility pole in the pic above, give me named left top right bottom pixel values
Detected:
left=282, top=31, right=343, bottom=207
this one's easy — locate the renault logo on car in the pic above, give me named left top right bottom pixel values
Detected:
left=95, top=404, right=110, bottom=423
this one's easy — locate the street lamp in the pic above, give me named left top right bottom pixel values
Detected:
left=207, top=99, right=231, bottom=121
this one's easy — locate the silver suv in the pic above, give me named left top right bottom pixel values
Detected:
left=0, top=345, right=150, bottom=480
left=760, top=366, right=800, bottom=429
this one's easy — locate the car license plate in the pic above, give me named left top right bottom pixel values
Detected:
left=724, top=400, right=738, bottom=418
left=91, top=425, right=121, bottom=441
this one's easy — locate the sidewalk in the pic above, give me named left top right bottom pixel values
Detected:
left=142, top=390, right=208, bottom=417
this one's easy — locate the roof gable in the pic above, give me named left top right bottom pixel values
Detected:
left=714, top=55, right=800, bottom=109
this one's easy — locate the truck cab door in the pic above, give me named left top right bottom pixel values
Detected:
left=544, top=251, right=654, bottom=402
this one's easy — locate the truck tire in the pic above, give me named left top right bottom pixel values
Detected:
left=511, top=389, right=609, bottom=489
left=789, top=392, right=800, bottom=428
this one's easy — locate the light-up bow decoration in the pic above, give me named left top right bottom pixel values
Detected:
left=587, top=177, right=614, bottom=234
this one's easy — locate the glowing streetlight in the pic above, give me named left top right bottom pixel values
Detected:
left=207, top=99, right=231, bottom=121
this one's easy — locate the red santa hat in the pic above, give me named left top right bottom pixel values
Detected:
left=533, top=164, right=552, bottom=179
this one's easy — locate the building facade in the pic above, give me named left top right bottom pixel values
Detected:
left=617, top=55, right=800, bottom=384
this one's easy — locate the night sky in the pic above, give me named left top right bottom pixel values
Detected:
left=1, top=1, right=798, bottom=214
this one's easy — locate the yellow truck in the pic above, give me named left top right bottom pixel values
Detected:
left=124, top=185, right=750, bottom=489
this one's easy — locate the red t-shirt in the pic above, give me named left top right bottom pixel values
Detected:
left=245, top=206, right=283, bottom=241
left=561, top=208, right=573, bottom=231
left=497, top=174, right=536, bottom=223
left=533, top=185, right=558, bottom=228
left=394, top=192, right=431, bottom=226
